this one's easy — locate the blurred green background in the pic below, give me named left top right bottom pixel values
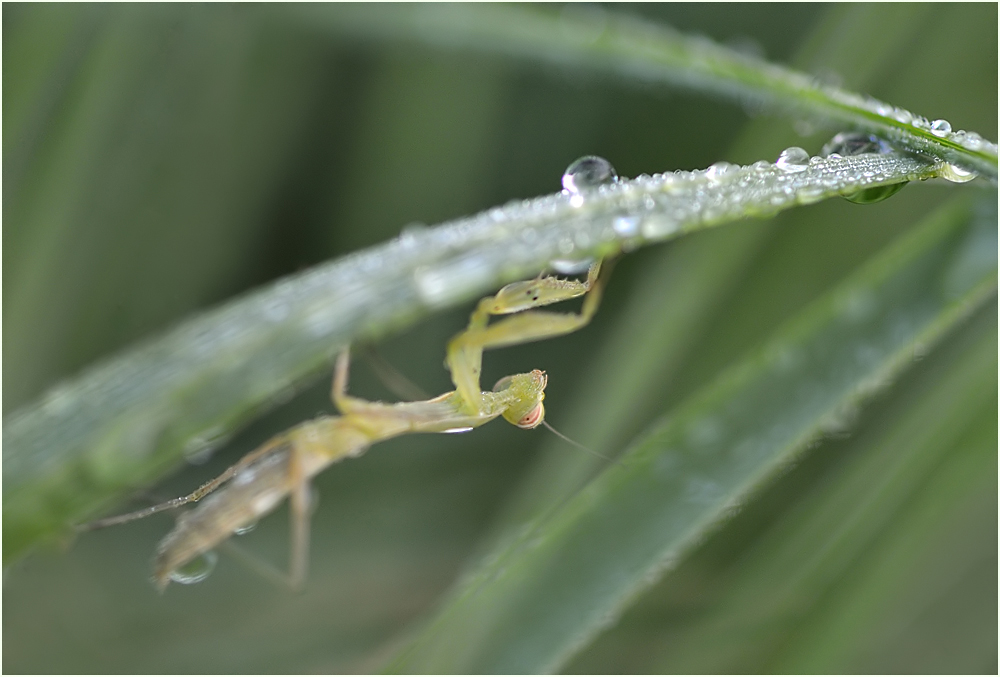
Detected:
left=3, top=3, right=996, bottom=673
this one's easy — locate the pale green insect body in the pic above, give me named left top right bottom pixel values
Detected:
left=88, top=258, right=609, bottom=591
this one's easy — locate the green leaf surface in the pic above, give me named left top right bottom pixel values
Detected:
left=565, top=297, right=997, bottom=674
left=286, top=3, right=998, bottom=180
left=385, top=195, right=997, bottom=673
left=2, top=148, right=943, bottom=562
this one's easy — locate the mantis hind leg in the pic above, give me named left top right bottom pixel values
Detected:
left=288, top=447, right=311, bottom=592
left=331, top=347, right=376, bottom=415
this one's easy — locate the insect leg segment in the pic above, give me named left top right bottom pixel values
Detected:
left=331, top=346, right=362, bottom=414
left=287, top=443, right=311, bottom=592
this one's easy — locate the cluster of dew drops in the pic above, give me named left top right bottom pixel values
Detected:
left=557, top=128, right=977, bottom=222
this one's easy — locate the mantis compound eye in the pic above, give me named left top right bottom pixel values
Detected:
left=517, top=402, right=545, bottom=429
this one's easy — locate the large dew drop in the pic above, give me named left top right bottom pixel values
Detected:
left=775, top=147, right=809, bottom=172
left=937, top=163, right=978, bottom=183
left=562, top=155, right=618, bottom=195
left=168, top=551, right=218, bottom=586
left=929, top=119, right=952, bottom=137
left=821, top=131, right=892, bottom=157
left=822, top=131, right=906, bottom=204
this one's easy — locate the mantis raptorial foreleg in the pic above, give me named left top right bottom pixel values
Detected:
left=446, top=259, right=610, bottom=414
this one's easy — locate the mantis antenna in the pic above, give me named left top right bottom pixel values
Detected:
left=541, top=420, right=626, bottom=468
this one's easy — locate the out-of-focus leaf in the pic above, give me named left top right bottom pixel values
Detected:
left=285, top=3, right=998, bottom=180
left=384, top=195, right=997, bottom=673
left=566, top=299, right=997, bottom=674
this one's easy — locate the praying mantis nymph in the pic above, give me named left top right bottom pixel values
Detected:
left=83, top=258, right=612, bottom=591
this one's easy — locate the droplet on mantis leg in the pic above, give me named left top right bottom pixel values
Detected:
left=168, top=550, right=217, bottom=586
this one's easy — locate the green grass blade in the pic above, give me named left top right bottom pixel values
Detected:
left=2, top=150, right=944, bottom=562
left=565, top=298, right=997, bottom=674
left=383, top=194, right=997, bottom=673
left=287, top=4, right=998, bottom=180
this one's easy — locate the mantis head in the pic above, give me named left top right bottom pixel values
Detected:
left=493, top=370, right=548, bottom=429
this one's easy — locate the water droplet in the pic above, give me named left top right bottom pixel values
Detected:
left=929, top=119, right=952, bottom=137
left=937, top=163, right=977, bottom=183
left=641, top=214, right=680, bottom=239
left=775, top=147, right=809, bottom=172
left=959, top=131, right=984, bottom=151
left=234, top=521, right=258, bottom=536
left=704, top=161, right=738, bottom=181
left=892, top=108, right=913, bottom=124
left=820, top=132, right=906, bottom=204
left=561, top=155, right=618, bottom=195
left=444, top=426, right=474, bottom=434
left=169, top=551, right=217, bottom=585
left=912, top=116, right=930, bottom=130
left=844, top=183, right=907, bottom=205
left=612, top=216, right=640, bottom=237
left=550, top=257, right=595, bottom=275
left=821, top=131, right=892, bottom=157
left=797, top=185, right=825, bottom=204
